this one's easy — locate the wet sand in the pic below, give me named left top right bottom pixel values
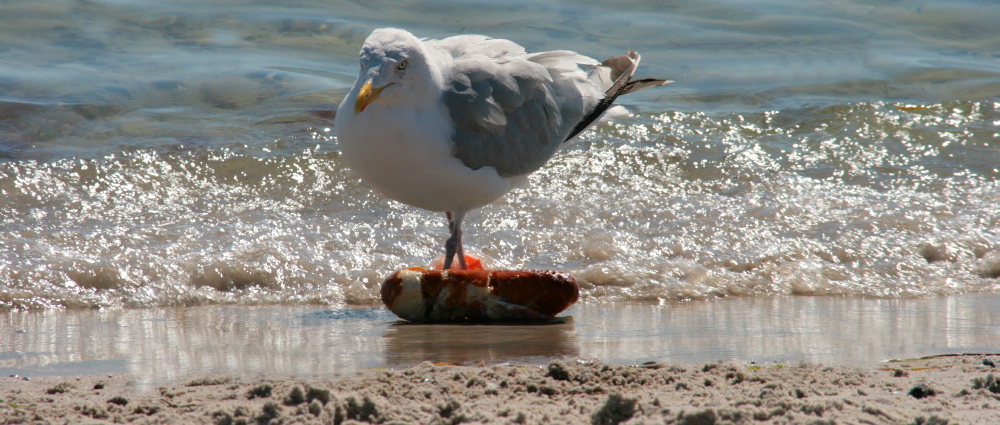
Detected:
left=4, top=295, right=999, bottom=383
left=2, top=295, right=999, bottom=423
left=3, top=354, right=998, bottom=424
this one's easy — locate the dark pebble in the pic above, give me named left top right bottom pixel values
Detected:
left=908, top=383, right=937, bottom=399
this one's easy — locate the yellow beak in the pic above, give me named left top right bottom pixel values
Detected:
left=354, top=80, right=389, bottom=115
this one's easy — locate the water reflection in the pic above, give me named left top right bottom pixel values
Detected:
left=1, top=306, right=394, bottom=382
left=383, top=320, right=578, bottom=367
left=574, top=295, right=1000, bottom=365
left=1, top=295, right=997, bottom=385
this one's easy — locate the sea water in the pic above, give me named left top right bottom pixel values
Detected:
left=0, top=0, right=998, bottom=376
left=1, top=0, right=997, bottom=309
left=3, top=295, right=998, bottom=382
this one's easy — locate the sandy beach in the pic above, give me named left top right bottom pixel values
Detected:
left=3, top=354, right=997, bottom=424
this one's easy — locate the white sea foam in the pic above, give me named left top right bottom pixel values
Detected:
left=1, top=1, right=999, bottom=309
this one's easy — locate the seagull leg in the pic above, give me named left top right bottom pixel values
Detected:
left=443, top=210, right=468, bottom=270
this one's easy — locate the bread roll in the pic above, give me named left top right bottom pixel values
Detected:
left=381, top=269, right=579, bottom=322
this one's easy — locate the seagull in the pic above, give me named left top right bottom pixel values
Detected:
left=335, top=28, right=669, bottom=270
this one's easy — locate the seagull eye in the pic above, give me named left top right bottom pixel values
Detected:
left=397, top=60, right=408, bottom=71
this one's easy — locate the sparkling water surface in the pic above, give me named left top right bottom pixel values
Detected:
left=1, top=0, right=999, bottom=311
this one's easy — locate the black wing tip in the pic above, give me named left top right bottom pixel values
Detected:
left=563, top=49, right=669, bottom=142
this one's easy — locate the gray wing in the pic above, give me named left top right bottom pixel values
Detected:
left=440, top=50, right=584, bottom=177
left=437, top=41, right=670, bottom=178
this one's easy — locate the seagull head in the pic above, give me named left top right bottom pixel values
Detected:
left=352, top=28, right=440, bottom=116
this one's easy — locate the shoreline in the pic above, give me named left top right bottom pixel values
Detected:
left=3, top=354, right=997, bottom=424
left=5, top=294, right=999, bottom=382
